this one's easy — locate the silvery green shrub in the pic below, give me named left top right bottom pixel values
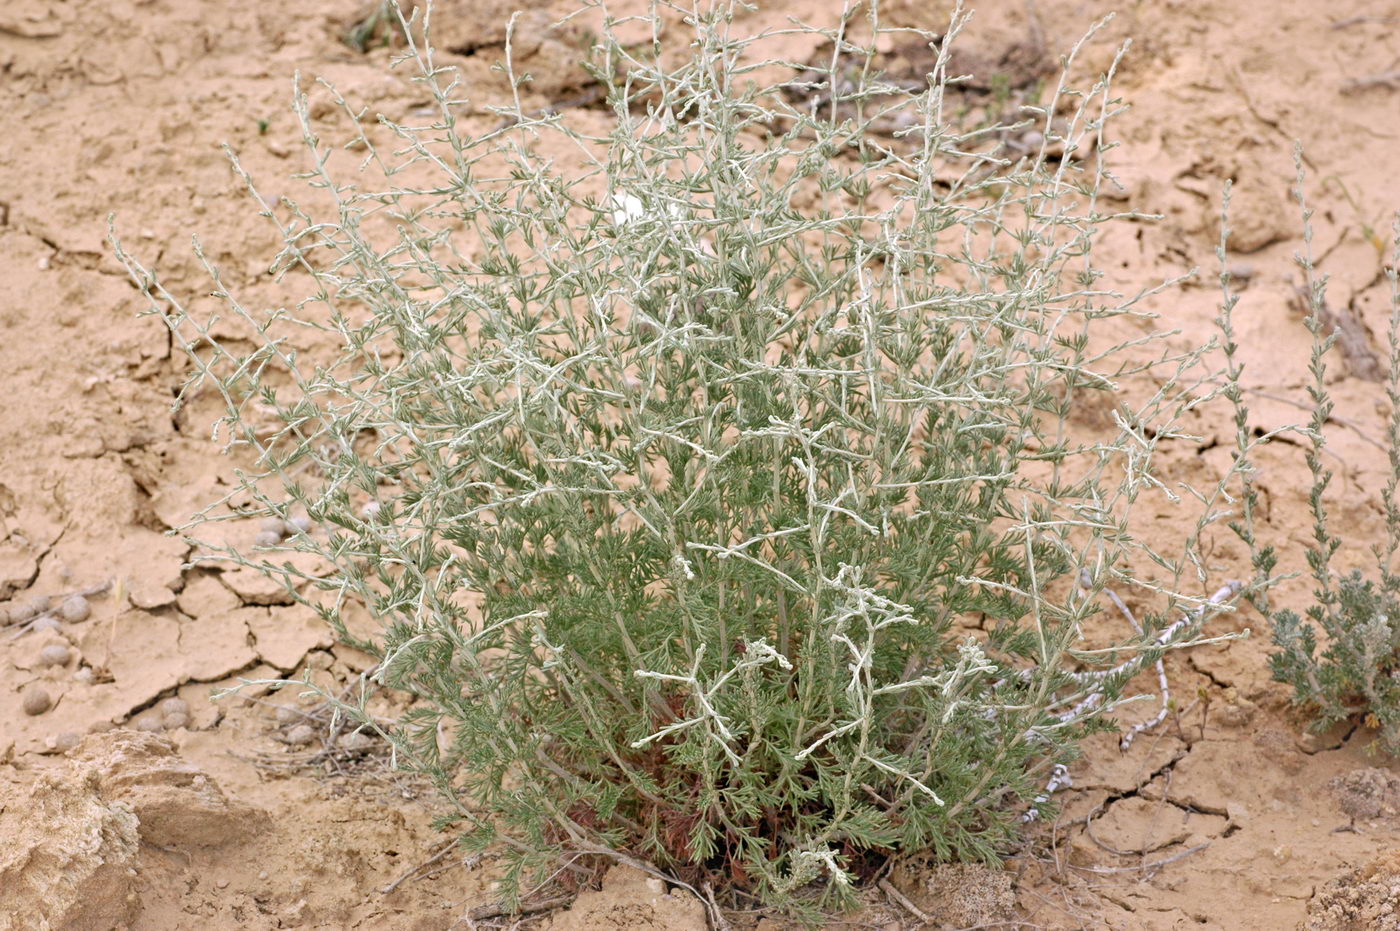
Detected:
left=117, top=0, right=1253, bottom=918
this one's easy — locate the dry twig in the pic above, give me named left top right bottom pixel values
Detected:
left=467, top=895, right=573, bottom=922
left=380, top=838, right=462, bottom=895
left=878, top=877, right=933, bottom=925
left=1068, top=841, right=1209, bottom=875
left=1343, top=70, right=1400, bottom=92
left=1331, top=14, right=1400, bottom=29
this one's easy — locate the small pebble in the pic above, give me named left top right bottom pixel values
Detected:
left=254, top=530, right=281, bottom=547
left=61, top=595, right=91, bottom=622
left=258, top=871, right=269, bottom=881
left=216, top=878, right=230, bottom=890
left=53, top=731, right=80, bottom=752
left=163, top=712, right=190, bottom=731
left=361, top=501, right=381, bottom=520
left=73, top=667, right=94, bottom=684
left=88, top=720, right=115, bottom=734
left=259, top=516, right=287, bottom=537
left=339, top=731, right=374, bottom=751
left=32, top=616, right=61, bottom=633
left=644, top=877, right=666, bottom=895
left=275, top=705, right=301, bottom=725
left=28, top=594, right=51, bottom=616
left=159, top=697, right=189, bottom=718
left=285, top=723, right=317, bottom=746
left=22, top=688, right=52, bottom=716
left=133, top=714, right=164, bottom=733
left=39, top=644, right=72, bottom=667
left=288, top=515, right=314, bottom=534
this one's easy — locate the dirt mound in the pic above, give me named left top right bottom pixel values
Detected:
left=1330, top=768, right=1400, bottom=822
left=1305, top=849, right=1400, bottom=931
left=70, top=729, right=268, bottom=848
left=888, top=858, right=1017, bottom=927
left=0, top=730, right=258, bottom=930
left=0, top=766, right=140, bottom=931
left=544, top=865, right=707, bottom=931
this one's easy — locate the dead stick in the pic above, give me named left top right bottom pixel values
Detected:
left=467, top=894, right=574, bottom=922
left=879, top=878, right=933, bottom=925
left=1331, top=14, right=1400, bottom=29
left=1343, top=70, right=1400, bottom=92
left=380, top=838, right=458, bottom=895
left=1069, top=841, right=1209, bottom=874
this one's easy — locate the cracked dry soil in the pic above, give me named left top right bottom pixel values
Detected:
left=5, top=0, right=1400, bottom=928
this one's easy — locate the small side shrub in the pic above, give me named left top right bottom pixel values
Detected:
left=116, top=0, right=1253, bottom=919
left=1238, top=166, right=1400, bottom=753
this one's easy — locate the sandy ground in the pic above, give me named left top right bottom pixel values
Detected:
left=5, top=0, right=1400, bottom=927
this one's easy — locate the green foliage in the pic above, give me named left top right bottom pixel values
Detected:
left=116, top=0, right=1251, bottom=919
left=1233, top=156, right=1400, bottom=754
left=344, top=0, right=403, bottom=53
left=1270, top=572, right=1400, bottom=750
